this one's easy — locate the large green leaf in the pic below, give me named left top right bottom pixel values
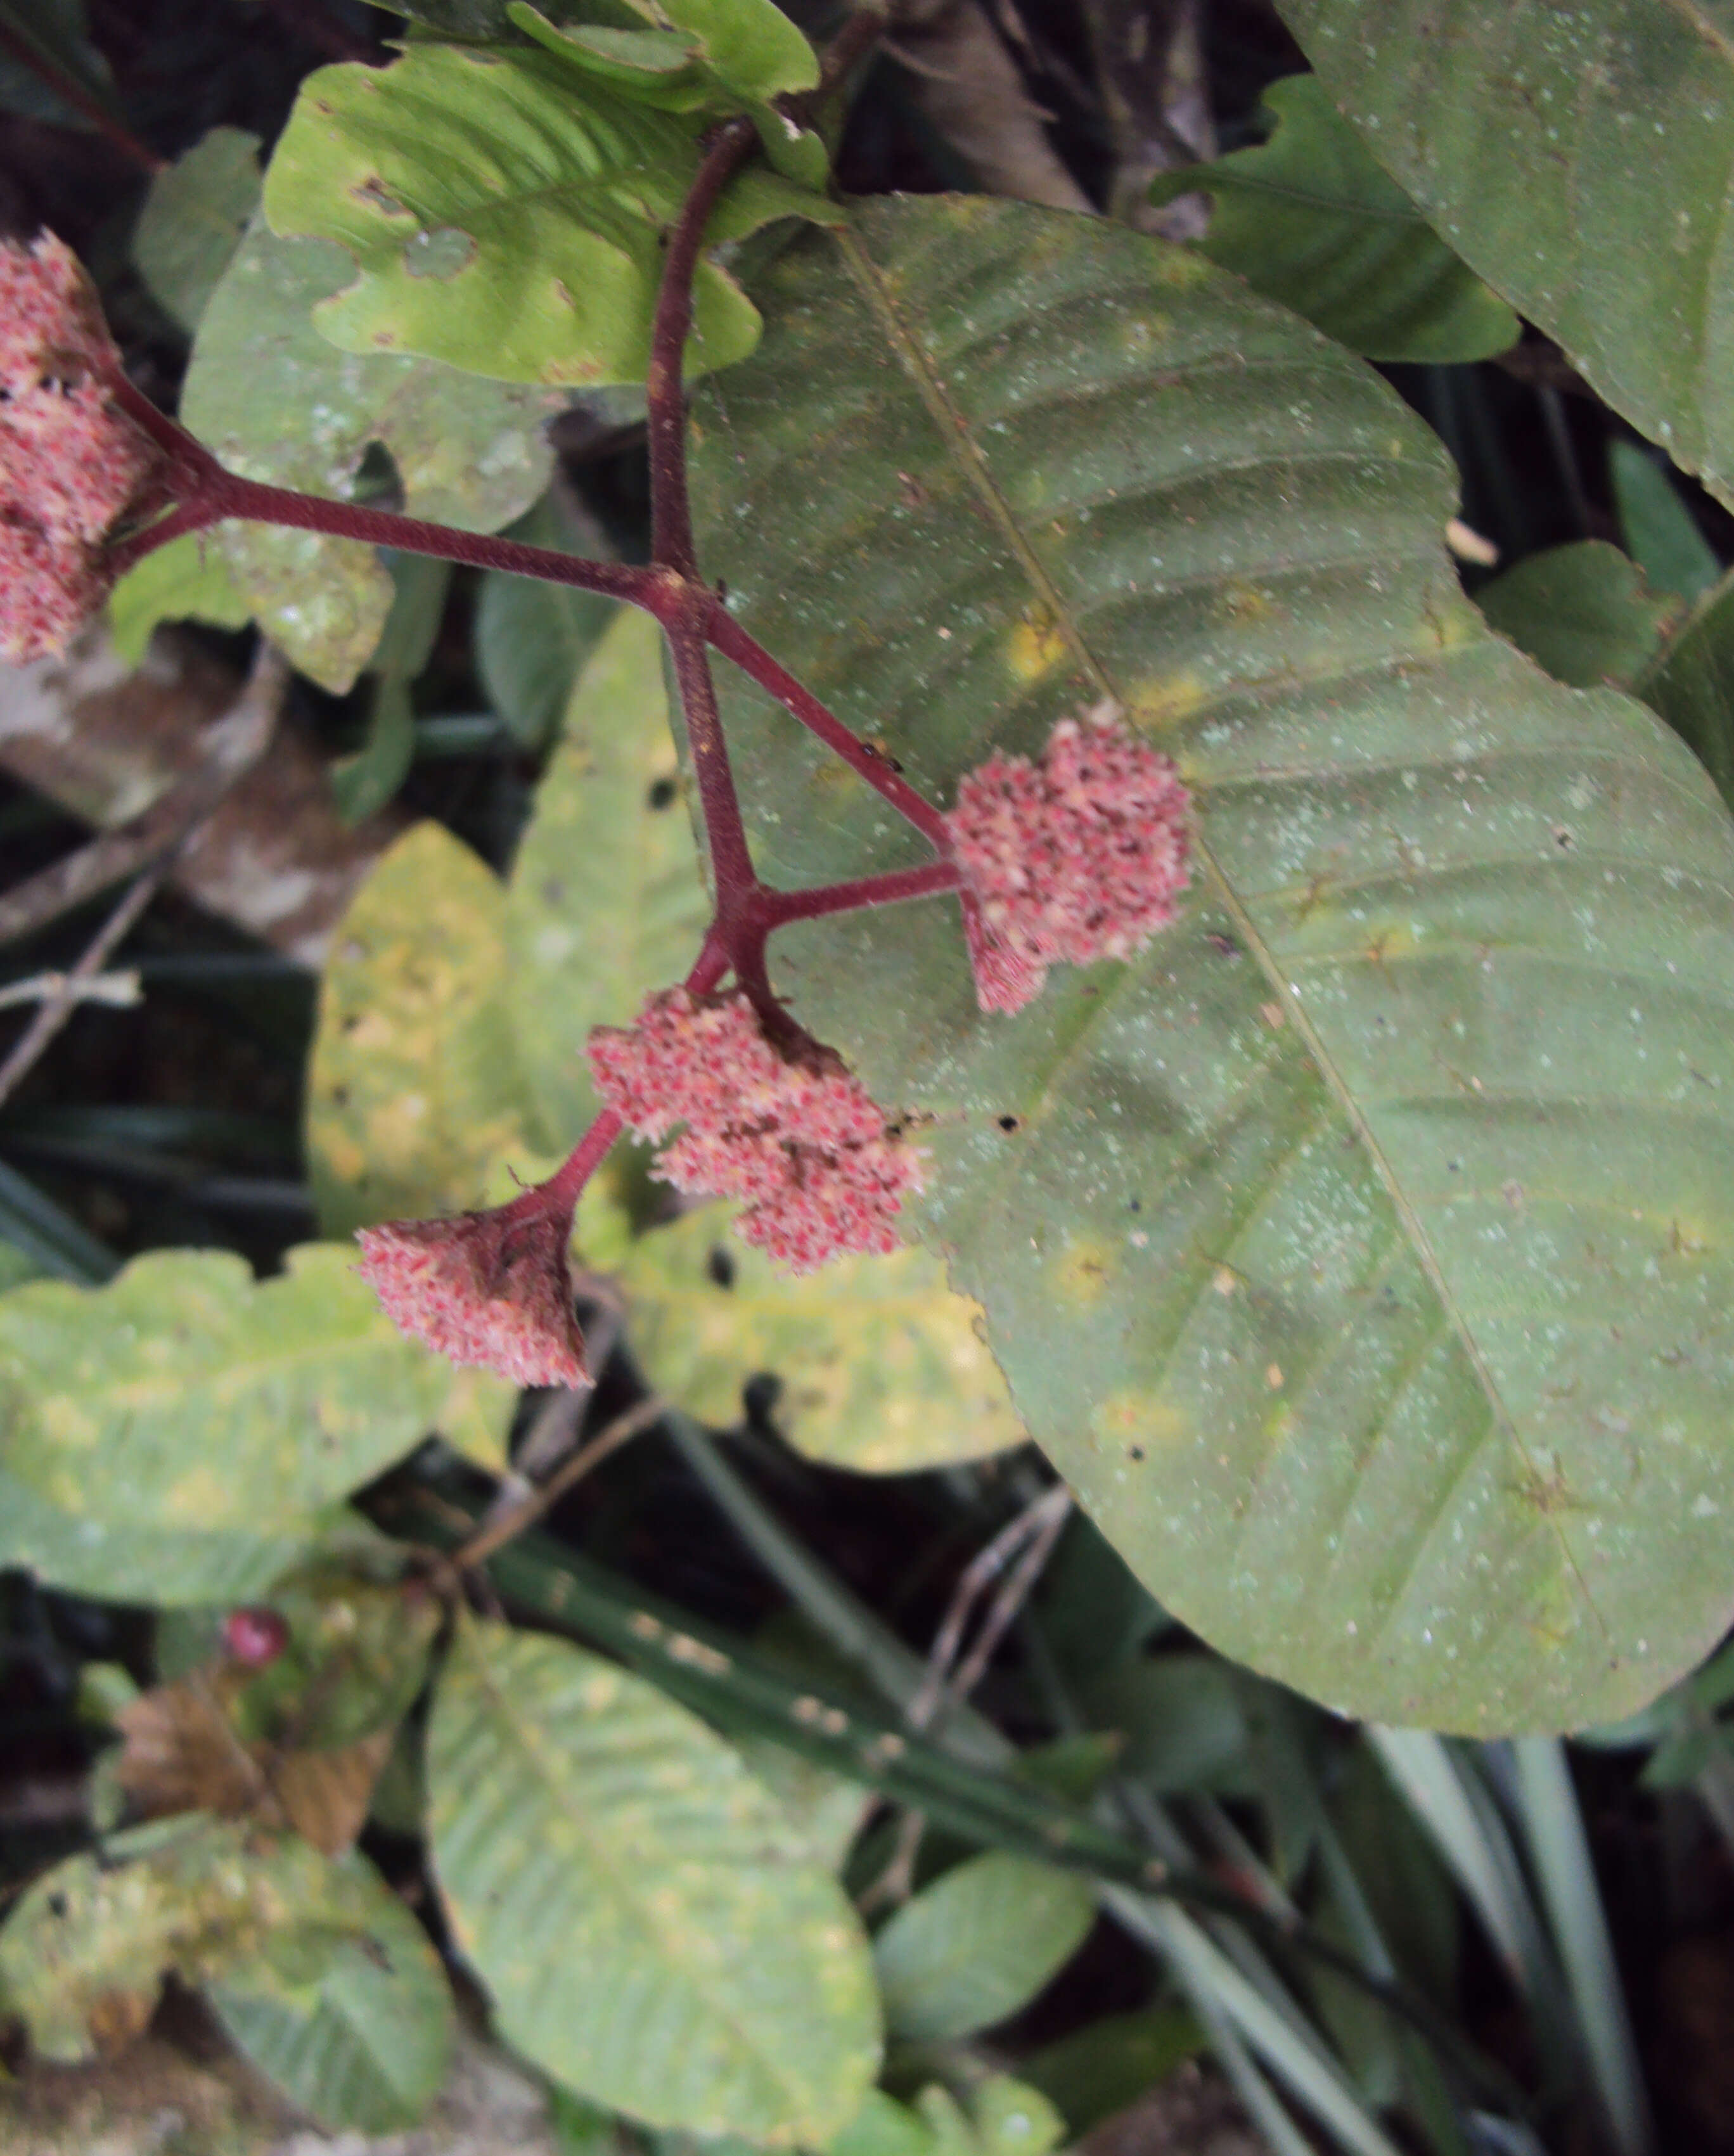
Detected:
left=427, top=1619, right=879, bottom=2142
left=619, top=1205, right=1024, bottom=1470
left=690, top=196, right=1734, bottom=1732
left=0, top=1246, right=509, bottom=1602
left=1276, top=0, right=1734, bottom=506
left=871, top=1852, right=1094, bottom=2041
left=501, top=603, right=712, bottom=1147
left=261, top=43, right=837, bottom=389
left=1148, top=74, right=1517, bottom=363
left=181, top=216, right=556, bottom=689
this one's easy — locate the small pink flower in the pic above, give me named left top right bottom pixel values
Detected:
left=0, top=233, right=167, bottom=663
left=357, top=1191, right=588, bottom=1389
left=946, top=703, right=1191, bottom=1013
left=588, top=988, right=922, bottom=1271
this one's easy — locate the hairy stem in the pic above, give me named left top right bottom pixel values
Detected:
left=755, top=859, right=961, bottom=929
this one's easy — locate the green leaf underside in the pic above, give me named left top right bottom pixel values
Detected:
left=620, top=1205, right=1025, bottom=1471
left=427, top=1621, right=878, bottom=2142
left=106, top=529, right=254, bottom=665
left=260, top=42, right=837, bottom=390
left=1475, top=541, right=1679, bottom=691
left=181, top=217, right=555, bottom=690
left=1150, top=74, right=1517, bottom=364
left=1276, top=0, right=1734, bottom=508
left=0, top=1246, right=508, bottom=1602
left=872, top=1852, right=1095, bottom=2041
left=132, top=127, right=263, bottom=334
left=690, top=196, right=1734, bottom=1732
left=207, top=1851, right=453, bottom=2132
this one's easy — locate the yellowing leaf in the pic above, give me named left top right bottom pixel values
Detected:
left=0, top=1245, right=510, bottom=1603
left=619, top=1206, right=1024, bottom=1472
left=308, top=821, right=531, bottom=1236
left=503, top=603, right=712, bottom=1149
left=427, top=1619, right=879, bottom=2143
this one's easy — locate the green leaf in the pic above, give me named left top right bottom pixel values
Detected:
left=207, top=1849, right=453, bottom=2132
left=1276, top=0, right=1734, bottom=505
left=872, top=1851, right=1094, bottom=2041
left=1634, top=568, right=1734, bottom=809
left=475, top=493, right=619, bottom=749
left=260, top=43, right=838, bottom=390
left=691, top=196, right=1734, bottom=1731
left=106, top=530, right=254, bottom=665
left=1475, top=542, right=1680, bottom=691
left=1609, top=440, right=1721, bottom=606
left=0, top=1817, right=449, bottom=2101
left=619, top=1205, right=1025, bottom=1472
left=307, top=821, right=531, bottom=1235
left=132, top=126, right=262, bottom=333
left=427, top=1618, right=880, bottom=2143
left=0, top=1245, right=510, bottom=1602
left=330, top=554, right=453, bottom=823
left=1079, top=1653, right=1253, bottom=1797
left=510, top=0, right=816, bottom=106
left=1021, top=2006, right=1205, bottom=2134
left=181, top=216, right=556, bottom=690
left=1148, top=75, right=1516, bottom=363
left=501, top=603, right=710, bottom=1149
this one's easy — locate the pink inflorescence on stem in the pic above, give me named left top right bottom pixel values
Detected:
left=588, top=987, right=923, bottom=1271
left=946, top=702, right=1191, bottom=1015
left=0, top=233, right=167, bottom=662
left=357, top=1191, right=589, bottom=1389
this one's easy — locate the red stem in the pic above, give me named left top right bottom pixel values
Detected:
left=755, top=859, right=961, bottom=928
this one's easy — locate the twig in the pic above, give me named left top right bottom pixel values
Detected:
left=907, top=1482, right=1071, bottom=1729
left=0, top=968, right=138, bottom=1011
left=0, top=869, right=162, bottom=1110
left=452, top=1396, right=668, bottom=1572
left=0, top=645, right=290, bottom=1109
left=864, top=1484, right=1071, bottom=1907
left=0, top=643, right=292, bottom=949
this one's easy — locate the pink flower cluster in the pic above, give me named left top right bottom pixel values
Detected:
left=357, top=1198, right=588, bottom=1389
left=588, top=988, right=922, bottom=1271
left=0, top=233, right=164, bottom=662
left=946, top=703, right=1191, bottom=1013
